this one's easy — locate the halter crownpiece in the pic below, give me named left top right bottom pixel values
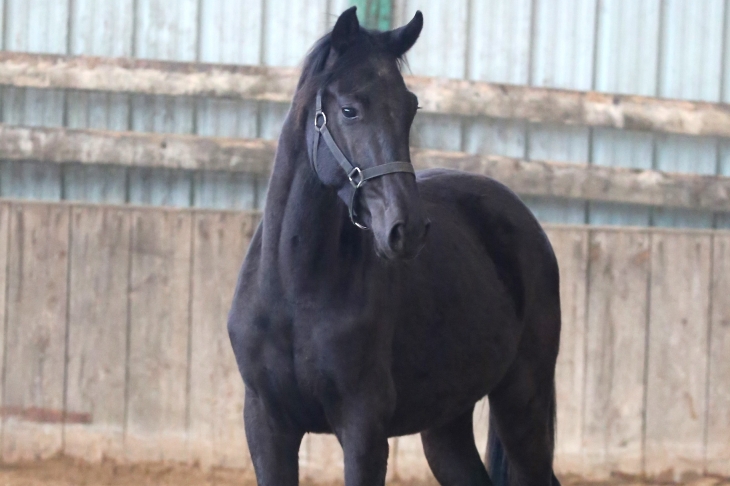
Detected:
left=311, top=89, right=416, bottom=230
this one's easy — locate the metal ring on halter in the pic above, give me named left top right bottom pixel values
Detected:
left=314, top=111, right=327, bottom=131
left=348, top=167, right=364, bottom=189
left=349, top=189, right=368, bottom=230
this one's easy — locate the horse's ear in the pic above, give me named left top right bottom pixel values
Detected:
left=331, top=6, right=360, bottom=53
left=386, top=11, right=423, bottom=57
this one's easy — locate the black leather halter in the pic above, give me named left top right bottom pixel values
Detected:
left=311, top=89, right=416, bottom=230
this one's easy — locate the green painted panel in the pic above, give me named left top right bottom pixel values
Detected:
left=351, top=0, right=392, bottom=30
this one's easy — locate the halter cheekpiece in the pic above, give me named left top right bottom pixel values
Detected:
left=311, top=89, right=416, bottom=230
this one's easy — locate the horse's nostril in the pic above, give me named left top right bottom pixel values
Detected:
left=388, top=222, right=406, bottom=252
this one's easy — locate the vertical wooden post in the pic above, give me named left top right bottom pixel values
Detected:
left=706, top=233, right=730, bottom=475
left=2, top=203, right=70, bottom=461
left=64, top=206, right=130, bottom=462
left=125, top=209, right=192, bottom=462
left=645, top=232, right=712, bottom=478
left=544, top=227, right=590, bottom=473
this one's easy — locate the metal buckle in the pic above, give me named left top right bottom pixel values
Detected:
left=348, top=167, right=364, bottom=188
left=314, top=111, right=327, bottom=131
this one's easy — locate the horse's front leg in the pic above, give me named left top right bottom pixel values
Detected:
left=340, top=406, right=390, bottom=485
left=337, top=385, right=395, bottom=486
left=244, top=390, right=303, bottom=486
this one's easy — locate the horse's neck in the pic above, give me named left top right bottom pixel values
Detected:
left=260, top=127, right=366, bottom=294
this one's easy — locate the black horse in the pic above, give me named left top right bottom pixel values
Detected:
left=228, top=7, right=562, bottom=486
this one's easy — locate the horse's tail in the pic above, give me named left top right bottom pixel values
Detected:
left=486, top=382, right=559, bottom=486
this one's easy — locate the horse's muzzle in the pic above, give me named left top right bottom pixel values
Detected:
left=385, top=218, right=430, bottom=260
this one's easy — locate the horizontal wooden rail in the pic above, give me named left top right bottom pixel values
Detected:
left=0, top=123, right=276, bottom=172
left=2, top=123, right=730, bottom=212
left=1, top=52, right=729, bottom=138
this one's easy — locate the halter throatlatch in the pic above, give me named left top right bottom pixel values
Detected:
left=311, top=89, right=416, bottom=230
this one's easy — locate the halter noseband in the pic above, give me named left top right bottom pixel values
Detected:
left=311, top=89, right=416, bottom=230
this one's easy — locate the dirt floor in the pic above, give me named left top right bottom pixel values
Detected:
left=1, top=456, right=729, bottom=486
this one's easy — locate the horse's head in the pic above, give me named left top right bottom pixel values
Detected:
left=299, top=7, right=429, bottom=260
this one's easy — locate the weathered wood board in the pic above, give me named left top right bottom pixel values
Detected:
left=544, top=227, right=588, bottom=473
left=0, top=203, right=9, bottom=453
left=2, top=52, right=730, bottom=138
left=1, top=203, right=69, bottom=461
left=706, top=233, right=730, bottom=476
left=187, top=211, right=258, bottom=469
left=125, top=209, right=192, bottom=462
left=645, top=232, right=712, bottom=478
left=4, top=125, right=730, bottom=213
left=0, top=124, right=276, bottom=173
left=582, top=229, right=650, bottom=476
left=64, top=206, right=130, bottom=461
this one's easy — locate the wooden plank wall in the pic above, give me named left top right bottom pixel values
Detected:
left=0, top=200, right=728, bottom=481
left=0, top=201, right=259, bottom=469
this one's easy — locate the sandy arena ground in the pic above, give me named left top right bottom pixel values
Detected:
left=1, top=457, right=729, bottom=486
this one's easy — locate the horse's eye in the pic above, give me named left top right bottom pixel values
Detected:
left=342, top=107, right=358, bottom=119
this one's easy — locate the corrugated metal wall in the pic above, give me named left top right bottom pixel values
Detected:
left=0, top=0, right=728, bottom=228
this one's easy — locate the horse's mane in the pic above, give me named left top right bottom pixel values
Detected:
left=291, top=28, right=407, bottom=126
